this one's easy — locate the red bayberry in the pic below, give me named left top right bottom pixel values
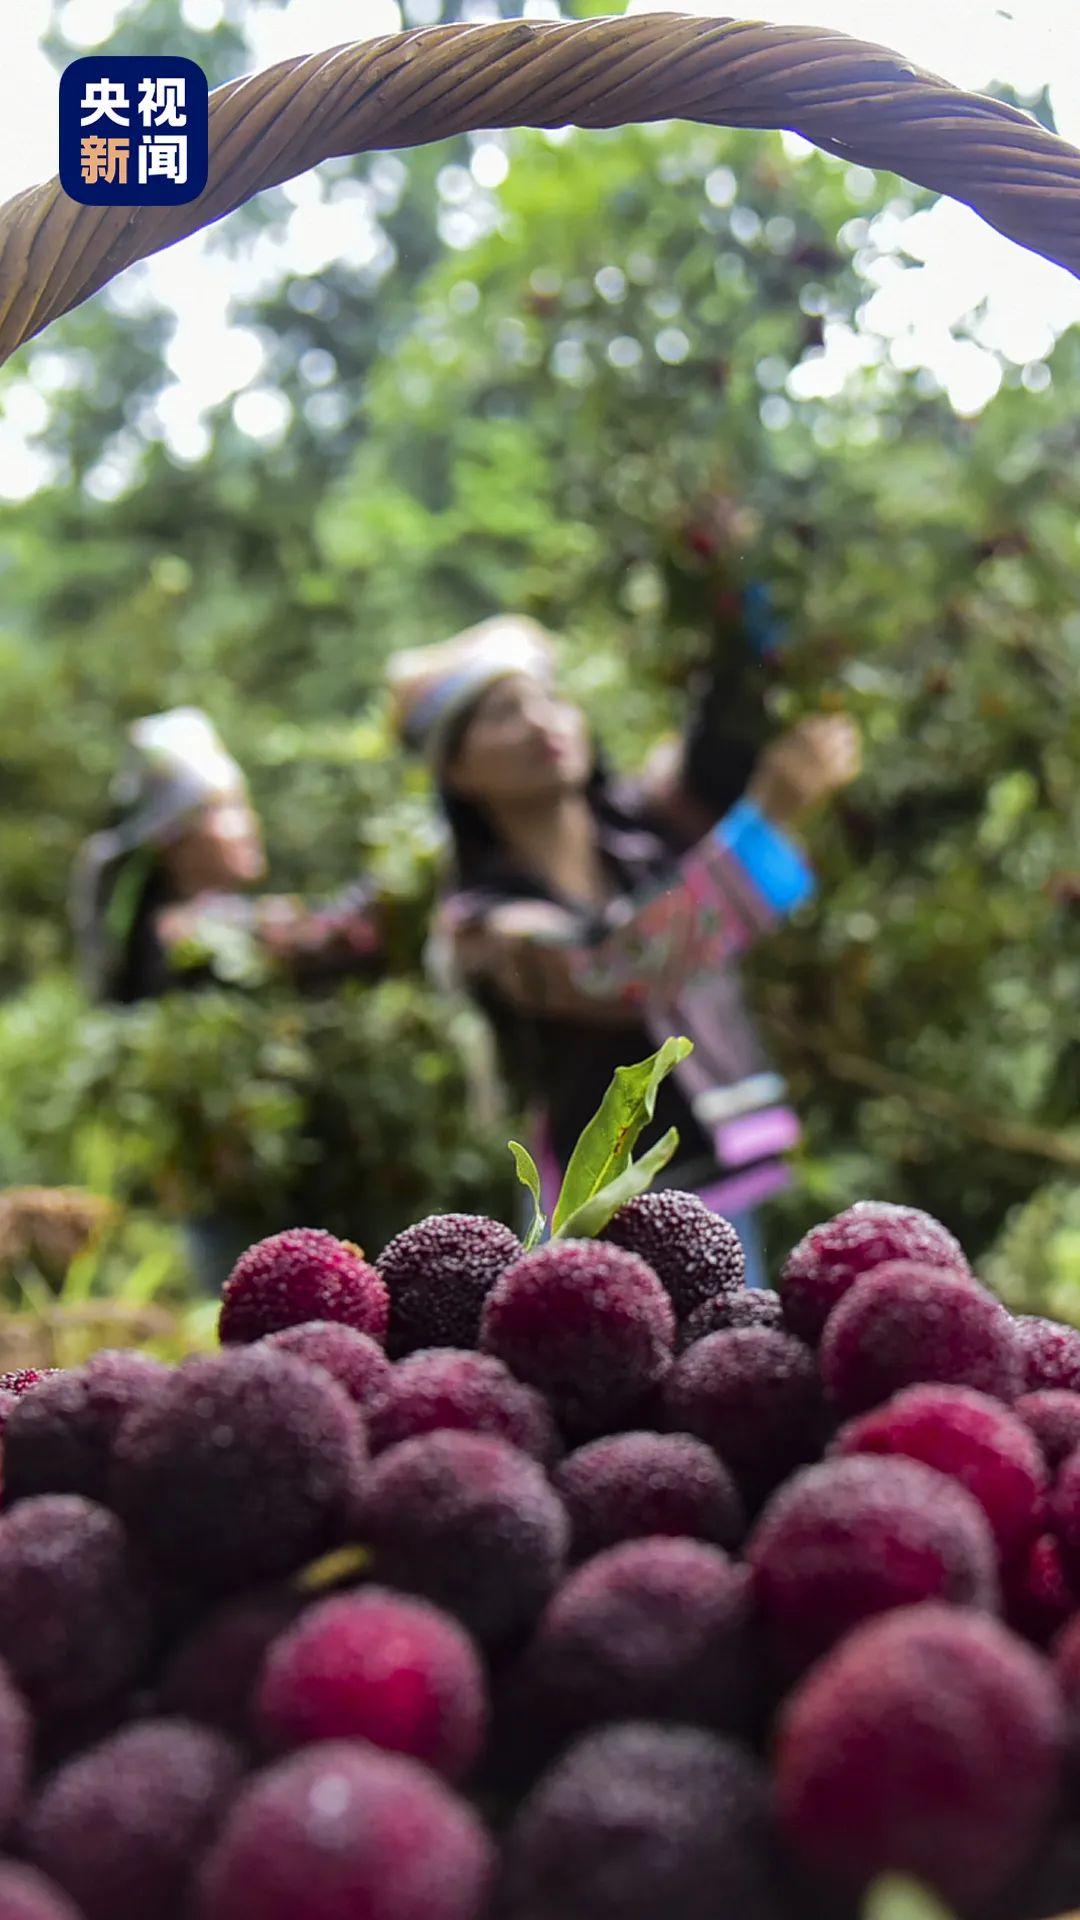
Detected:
left=256, top=1589, right=487, bottom=1781
left=820, top=1263, right=1021, bottom=1416
left=779, top=1201, right=969, bottom=1344
left=219, top=1229, right=388, bottom=1346
left=777, top=1605, right=1065, bottom=1908
left=747, top=1454, right=999, bottom=1675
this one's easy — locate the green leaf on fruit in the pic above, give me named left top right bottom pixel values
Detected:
left=863, top=1876, right=956, bottom=1920
left=508, top=1140, right=546, bottom=1250
left=551, top=1036, right=692, bottom=1238
left=557, top=1126, right=680, bottom=1239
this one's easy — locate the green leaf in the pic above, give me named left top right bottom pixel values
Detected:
left=508, top=1139, right=546, bottom=1251
left=558, top=1126, right=680, bottom=1239
left=551, top=1036, right=693, bottom=1237
left=863, top=1876, right=956, bottom=1920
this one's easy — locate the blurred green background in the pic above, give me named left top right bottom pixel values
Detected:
left=1, top=0, right=1078, bottom=1346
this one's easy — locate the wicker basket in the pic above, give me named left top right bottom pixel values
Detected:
left=1, top=12, right=1079, bottom=364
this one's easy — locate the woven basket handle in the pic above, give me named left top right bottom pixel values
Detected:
left=2, top=13, right=1078, bottom=366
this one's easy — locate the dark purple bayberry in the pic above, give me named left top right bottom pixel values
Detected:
left=662, top=1328, right=825, bottom=1505
left=0, top=1496, right=150, bottom=1717
left=112, top=1348, right=367, bottom=1594
left=376, top=1214, right=521, bottom=1356
left=158, top=1589, right=300, bottom=1740
left=521, top=1536, right=755, bottom=1739
left=261, top=1322, right=391, bottom=1411
left=370, top=1349, right=557, bottom=1464
left=601, top=1192, right=744, bottom=1317
left=2, top=1351, right=167, bottom=1506
left=361, top=1430, right=567, bottom=1647
left=0, top=1658, right=30, bottom=1841
left=554, top=1432, right=744, bottom=1559
left=481, top=1240, right=674, bottom=1435
left=678, top=1290, right=783, bottom=1350
left=0, top=1865, right=83, bottom=1920
left=747, top=1454, right=999, bottom=1676
left=24, top=1719, right=243, bottom=1920
left=502, top=1721, right=782, bottom=1920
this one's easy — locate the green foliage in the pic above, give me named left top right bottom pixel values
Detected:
left=0, top=973, right=515, bottom=1264
left=985, top=1182, right=1080, bottom=1328
left=320, top=117, right=1078, bottom=1274
left=507, top=1142, right=546, bottom=1250
left=1, top=1, right=1077, bottom=1310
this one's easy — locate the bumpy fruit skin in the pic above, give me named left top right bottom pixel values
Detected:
left=679, top=1289, right=784, bottom=1350
left=199, top=1740, right=494, bottom=1920
left=361, top=1430, right=568, bottom=1646
left=1005, top=1533, right=1075, bottom=1646
left=24, top=1718, right=242, bottom=1920
left=0, top=1496, right=150, bottom=1717
left=522, top=1536, right=755, bottom=1739
left=779, top=1200, right=969, bottom=1343
left=369, top=1349, right=557, bottom=1465
left=1048, top=1449, right=1080, bottom=1591
left=819, top=1263, right=1021, bottom=1416
left=1016, top=1317, right=1080, bottom=1393
left=3, top=1351, right=166, bottom=1506
left=600, top=1192, right=744, bottom=1317
left=982, top=1824, right=1080, bottom=1920
left=261, top=1322, right=391, bottom=1410
left=219, top=1229, right=389, bottom=1346
left=554, top=1432, right=744, bottom=1560
left=776, top=1604, right=1065, bottom=1909
left=256, top=1588, right=487, bottom=1781
left=0, top=1865, right=83, bottom=1920
left=662, top=1329, right=825, bottom=1505
left=832, top=1384, right=1046, bottom=1560
left=1053, top=1610, right=1080, bottom=1745
left=481, top=1240, right=675, bottom=1435
left=112, top=1348, right=367, bottom=1594
left=747, top=1455, right=999, bottom=1676
left=376, top=1214, right=522, bottom=1356
left=0, top=1370, right=57, bottom=1397
left=501, top=1721, right=782, bottom=1920
left=1016, top=1390, right=1080, bottom=1476
left=0, top=1660, right=31, bottom=1841
left=158, top=1589, right=300, bottom=1739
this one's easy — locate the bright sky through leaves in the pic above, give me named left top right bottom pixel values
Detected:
left=2, top=0, right=1080, bottom=497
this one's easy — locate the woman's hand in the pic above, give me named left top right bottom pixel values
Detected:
left=449, top=900, right=634, bottom=1021
left=746, top=714, right=861, bottom=830
left=472, top=902, right=585, bottom=1014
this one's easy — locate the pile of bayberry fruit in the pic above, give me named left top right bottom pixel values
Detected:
left=0, top=1193, right=1079, bottom=1920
